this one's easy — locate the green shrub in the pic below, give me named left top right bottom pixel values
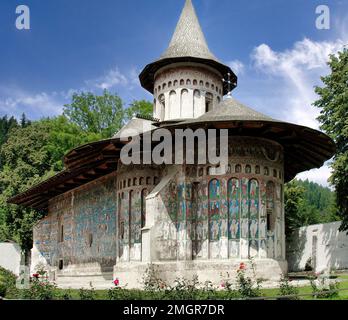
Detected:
left=310, top=276, right=340, bottom=299
left=21, top=278, right=58, bottom=300
left=279, top=277, right=299, bottom=300
left=0, top=267, right=18, bottom=298
left=60, top=289, right=73, bottom=300
left=235, top=261, right=262, bottom=298
left=79, top=285, right=97, bottom=300
left=0, top=283, right=7, bottom=297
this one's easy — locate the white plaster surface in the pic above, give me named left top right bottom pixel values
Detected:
left=287, top=221, right=348, bottom=273
left=0, top=242, right=21, bottom=275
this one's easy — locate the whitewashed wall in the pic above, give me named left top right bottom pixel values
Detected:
left=0, top=242, right=21, bottom=275
left=287, top=221, right=348, bottom=273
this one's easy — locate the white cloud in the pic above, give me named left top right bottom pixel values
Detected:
left=86, top=67, right=128, bottom=90
left=0, top=87, right=63, bottom=119
left=228, top=60, right=245, bottom=75
left=296, top=163, right=333, bottom=188
left=251, top=38, right=345, bottom=129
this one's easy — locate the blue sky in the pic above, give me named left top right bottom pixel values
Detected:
left=0, top=0, right=347, bottom=186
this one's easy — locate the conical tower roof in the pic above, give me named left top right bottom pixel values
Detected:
left=160, top=0, right=218, bottom=61
left=139, top=0, right=237, bottom=95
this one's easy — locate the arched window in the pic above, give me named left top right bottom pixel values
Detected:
left=199, top=80, right=204, bottom=86
left=159, top=94, right=165, bottom=121
left=205, top=93, right=213, bottom=112
left=186, top=79, right=191, bottom=85
left=245, top=165, right=251, bottom=174
left=168, top=81, right=172, bottom=88
left=174, top=80, right=178, bottom=86
left=273, top=169, right=277, bottom=178
left=169, top=90, right=177, bottom=119
left=193, top=90, right=201, bottom=118
left=128, top=179, right=131, bottom=187
left=118, top=194, right=124, bottom=243
left=146, top=177, right=151, bottom=185
left=228, top=178, right=240, bottom=240
left=162, top=83, right=166, bottom=90
left=193, top=79, right=198, bottom=86
left=129, top=190, right=133, bottom=246
left=235, top=164, right=242, bottom=173
left=141, top=189, right=148, bottom=228
left=180, top=79, right=185, bottom=86
left=209, top=179, right=221, bottom=241
left=133, top=178, right=137, bottom=186
left=139, top=177, right=144, bottom=186
left=248, top=179, right=260, bottom=257
left=266, top=181, right=275, bottom=232
left=181, top=89, right=189, bottom=117
left=255, top=166, right=260, bottom=174
left=205, top=82, right=210, bottom=88
left=264, top=167, right=269, bottom=176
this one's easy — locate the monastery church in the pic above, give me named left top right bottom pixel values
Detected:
left=9, top=0, right=335, bottom=288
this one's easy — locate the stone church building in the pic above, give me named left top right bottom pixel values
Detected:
left=10, top=0, right=335, bottom=288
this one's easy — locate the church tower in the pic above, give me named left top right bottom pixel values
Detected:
left=139, top=0, right=237, bottom=122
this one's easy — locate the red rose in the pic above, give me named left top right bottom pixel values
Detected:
left=113, top=278, right=120, bottom=286
left=239, top=263, right=246, bottom=270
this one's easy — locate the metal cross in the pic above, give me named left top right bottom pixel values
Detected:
left=222, top=73, right=233, bottom=98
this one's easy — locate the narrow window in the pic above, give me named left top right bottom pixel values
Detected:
left=205, top=93, right=213, bottom=112
left=209, top=179, right=221, bottom=241
left=59, top=225, right=64, bottom=243
left=141, top=189, right=148, bottom=228
left=235, top=164, right=242, bottom=173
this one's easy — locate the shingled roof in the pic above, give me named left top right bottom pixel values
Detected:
left=162, top=97, right=336, bottom=183
left=139, top=0, right=237, bottom=95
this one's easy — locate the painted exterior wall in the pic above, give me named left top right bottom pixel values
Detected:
left=287, top=221, right=348, bottom=273
left=31, top=137, right=288, bottom=287
left=139, top=137, right=285, bottom=264
left=0, top=242, right=21, bottom=275
left=31, top=173, right=118, bottom=275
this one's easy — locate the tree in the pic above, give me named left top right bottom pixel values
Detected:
left=284, top=179, right=339, bottom=236
left=42, top=116, right=102, bottom=171
left=125, top=100, right=153, bottom=122
left=63, top=90, right=124, bottom=138
left=0, top=92, right=154, bottom=261
left=314, top=49, right=348, bottom=232
left=0, top=122, right=50, bottom=261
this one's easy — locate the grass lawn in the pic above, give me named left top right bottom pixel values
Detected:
left=52, top=274, right=348, bottom=300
